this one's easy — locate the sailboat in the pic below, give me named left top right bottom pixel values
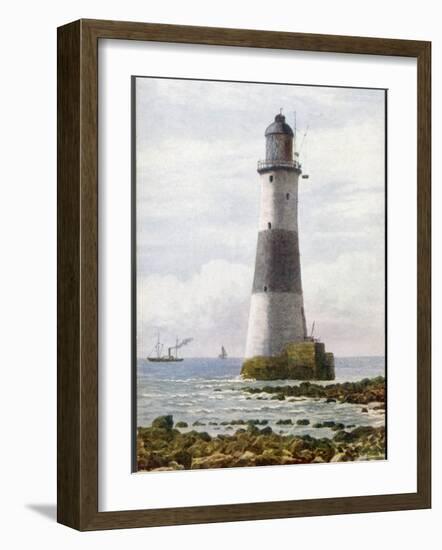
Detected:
left=147, top=333, right=184, bottom=363
left=218, top=345, right=228, bottom=359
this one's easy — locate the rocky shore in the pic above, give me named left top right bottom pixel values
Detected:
left=137, top=414, right=385, bottom=471
left=241, top=376, right=385, bottom=405
left=137, top=376, right=386, bottom=471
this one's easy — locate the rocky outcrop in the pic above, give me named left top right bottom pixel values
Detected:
left=137, top=415, right=385, bottom=471
left=241, top=341, right=335, bottom=380
left=241, top=376, right=385, bottom=405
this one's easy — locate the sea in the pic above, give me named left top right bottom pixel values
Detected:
left=137, top=356, right=385, bottom=439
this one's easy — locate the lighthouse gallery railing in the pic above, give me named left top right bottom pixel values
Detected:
left=257, top=159, right=302, bottom=171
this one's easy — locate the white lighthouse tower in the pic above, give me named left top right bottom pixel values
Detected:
left=245, top=113, right=306, bottom=358
left=242, top=113, right=334, bottom=380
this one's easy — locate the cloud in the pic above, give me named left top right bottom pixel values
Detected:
left=135, top=77, right=386, bottom=357
left=137, top=260, right=253, bottom=357
left=303, top=252, right=385, bottom=356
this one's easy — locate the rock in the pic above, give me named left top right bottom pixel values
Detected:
left=276, top=419, right=293, bottom=425
left=296, top=419, right=310, bottom=425
left=350, top=426, right=377, bottom=438
left=170, top=450, right=192, bottom=469
left=248, top=419, right=268, bottom=425
left=313, top=422, right=323, bottom=428
left=331, top=452, right=347, bottom=462
left=331, top=423, right=345, bottom=431
left=240, top=355, right=288, bottom=380
left=298, top=449, right=314, bottom=462
left=191, top=452, right=233, bottom=469
left=312, top=455, right=326, bottom=463
left=240, top=376, right=385, bottom=404
left=142, top=452, right=169, bottom=470
left=333, top=430, right=354, bottom=442
left=247, top=423, right=260, bottom=435
left=361, top=407, right=369, bottom=413
left=241, top=342, right=335, bottom=381
left=326, top=398, right=336, bottom=403
left=238, top=451, right=255, bottom=464
left=193, top=420, right=206, bottom=426
left=255, top=449, right=281, bottom=466
left=136, top=416, right=386, bottom=472
left=175, top=421, right=188, bottom=428
left=197, top=431, right=212, bottom=442
left=168, top=461, right=185, bottom=470
left=152, top=415, right=174, bottom=430
left=260, top=426, right=273, bottom=435
left=289, top=438, right=305, bottom=455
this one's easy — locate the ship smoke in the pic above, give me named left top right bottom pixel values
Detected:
left=176, top=337, right=193, bottom=349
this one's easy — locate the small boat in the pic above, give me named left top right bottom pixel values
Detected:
left=147, top=334, right=185, bottom=362
left=218, top=345, right=228, bottom=359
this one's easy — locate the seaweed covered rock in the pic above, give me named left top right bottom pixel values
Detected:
left=136, top=421, right=385, bottom=472
left=241, top=341, right=335, bottom=381
left=240, top=355, right=288, bottom=380
left=152, top=415, right=174, bottom=430
left=241, top=376, right=385, bottom=405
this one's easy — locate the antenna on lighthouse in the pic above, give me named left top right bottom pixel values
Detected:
left=300, top=124, right=310, bottom=180
left=299, top=125, right=309, bottom=154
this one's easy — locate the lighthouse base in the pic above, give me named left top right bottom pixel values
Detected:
left=241, top=341, right=335, bottom=381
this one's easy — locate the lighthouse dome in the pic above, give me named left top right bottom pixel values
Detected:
left=265, top=114, right=294, bottom=137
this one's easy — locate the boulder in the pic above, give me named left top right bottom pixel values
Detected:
left=191, top=452, right=233, bottom=469
left=312, top=455, right=326, bottom=463
left=330, top=453, right=348, bottom=462
left=152, top=415, right=174, bottom=430
left=289, top=438, right=305, bottom=455
left=260, top=426, right=273, bottom=436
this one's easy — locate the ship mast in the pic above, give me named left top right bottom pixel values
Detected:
left=155, top=331, right=162, bottom=358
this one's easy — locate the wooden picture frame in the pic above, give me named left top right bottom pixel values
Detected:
left=57, top=18, right=431, bottom=530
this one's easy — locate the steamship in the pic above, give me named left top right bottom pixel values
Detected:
left=147, top=334, right=184, bottom=362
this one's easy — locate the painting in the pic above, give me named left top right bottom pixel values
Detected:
left=133, top=76, right=386, bottom=472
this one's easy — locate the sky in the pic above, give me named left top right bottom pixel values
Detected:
left=135, top=77, right=386, bottom=358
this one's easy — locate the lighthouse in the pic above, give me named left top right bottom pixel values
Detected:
left=242, top=113, right=335, bottom=381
